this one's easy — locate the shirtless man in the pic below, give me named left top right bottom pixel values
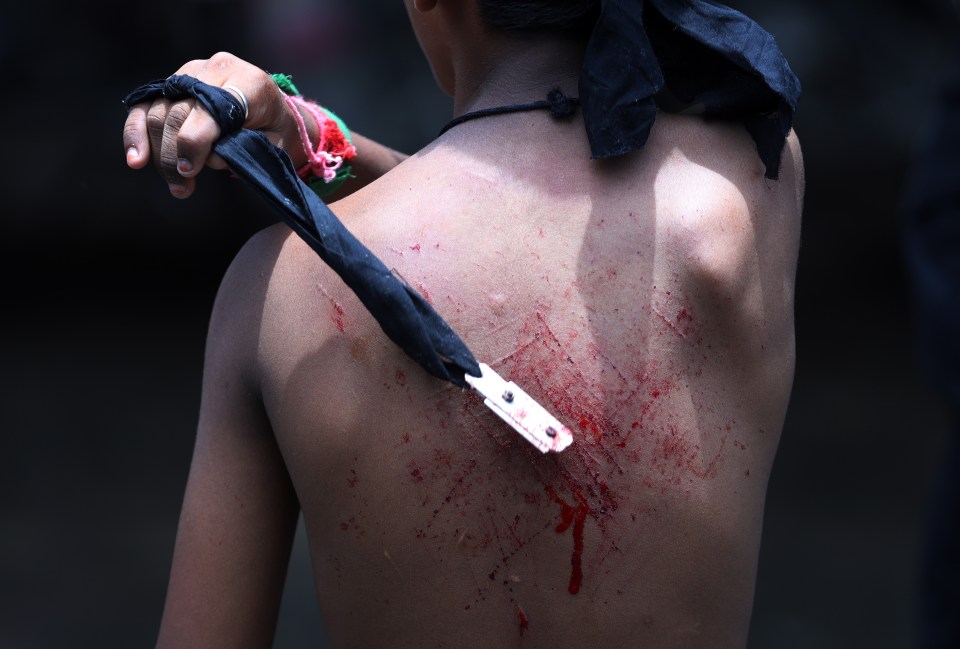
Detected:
left=123, top=1, right=803, bottom=646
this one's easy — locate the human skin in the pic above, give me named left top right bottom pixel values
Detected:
left=131, top=1, right=804, bottom=647
left=122, top=52, right=407, bottom=200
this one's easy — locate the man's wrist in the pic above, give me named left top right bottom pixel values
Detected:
left=270, top=73, right=357, bottom=197
left=282, top=97, right=318, bottom=168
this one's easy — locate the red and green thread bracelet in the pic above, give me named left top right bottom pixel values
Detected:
left=271, top=73, right=356, bottom=197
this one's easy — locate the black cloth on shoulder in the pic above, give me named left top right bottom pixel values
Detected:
left=581, top=0, right=800, bottom=179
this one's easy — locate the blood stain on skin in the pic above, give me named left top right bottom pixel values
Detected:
left=404, top=295, right=726, bottom=604
left=487, top=313, right=629, bottom=593
left=546, top=483, right=590, bottom=594
left=410, top=243, right=421, bottom=252
left=651, top=290, right=698, bottom=341
left=416, top=282, right=432, bottom=303
left=408, top=460, right=425, bottom=484
left=331, top=301, right=346, bottom=332
left=340, top=516, right=362, bottom=538
left=517, top=606, right=529, bottom=635
left=652, top=425, right=727, bottom=484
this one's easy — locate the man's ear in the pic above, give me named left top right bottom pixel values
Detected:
left=413, top=0, right=439, bottom=12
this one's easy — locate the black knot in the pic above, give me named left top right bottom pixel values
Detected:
left=546, top=88, right=580, bottom=119
left=122, top=75, right=246, bottom=134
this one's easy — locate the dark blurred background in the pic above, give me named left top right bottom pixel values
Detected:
left=1, top=0, right=957, bottom=647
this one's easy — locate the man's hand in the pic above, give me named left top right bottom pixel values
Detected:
left=123, top=52, right=305, bottom=199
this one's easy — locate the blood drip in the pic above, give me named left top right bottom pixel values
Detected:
left=546, top=484, right=590, bottom=594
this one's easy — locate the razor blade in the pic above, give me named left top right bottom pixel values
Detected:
left=465, top=363, right=573, bottom=453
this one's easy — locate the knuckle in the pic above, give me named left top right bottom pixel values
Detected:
left=208, top=51, right=236, bottom=69
left=184, top=58, right=206, bottom=70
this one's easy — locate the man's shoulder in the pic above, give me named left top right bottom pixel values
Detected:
left=648, top=115, right=803, bottom=283
left=208, top=222, right=324, bottom=366
left=650, top=113, right=803, bottom=217
left=218, top=222, right=298, bottom=307
left=641, top=116, right=802, bottom=376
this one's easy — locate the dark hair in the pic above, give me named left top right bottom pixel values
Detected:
left=476, top=0, right=600, bottom=35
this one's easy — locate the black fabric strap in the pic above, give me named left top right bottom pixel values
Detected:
left=124, top=76, right=481, bottom=388
left=580, top=0, right=800, bottom=179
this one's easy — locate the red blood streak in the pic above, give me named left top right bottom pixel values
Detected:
left=546, top=484, right=590, bottom=594
left=517, top=607, right=529, bottom=635
left=332, top=302, right=346, bottom=332
left=569, top=512, right=586, bottom=594
left=416, top=282, right=431, bottom=302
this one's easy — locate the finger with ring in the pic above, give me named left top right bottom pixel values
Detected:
left=223, top=85, right=249, bottom=120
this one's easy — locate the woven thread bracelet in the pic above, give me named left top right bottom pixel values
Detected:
left=270, top=73, right=356, bottom=197
left=270, top=72, right=300, bottom=98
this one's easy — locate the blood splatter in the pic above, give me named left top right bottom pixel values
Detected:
left=546, top=484, right=590, bottom=594
left=400, top=298, right=728, bottom=604
left=330, top=302, right=346, bottom=332
left=408, top=462, right=424, bottom=483
left=517, top=606, right=529, bottom=635
left=416, top=282, right=431, bottom=302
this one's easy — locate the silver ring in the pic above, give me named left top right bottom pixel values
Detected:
left=223, top=85, right=249, bottom=120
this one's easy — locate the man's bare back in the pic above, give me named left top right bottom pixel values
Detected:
left=158, top=104, right=802, bottom=647
left=130, top=3, right=804, bottom=647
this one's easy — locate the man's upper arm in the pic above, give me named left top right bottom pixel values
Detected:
left=157, top=226, right=300, bottom=649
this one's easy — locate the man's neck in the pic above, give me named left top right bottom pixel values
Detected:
left=451, top=32, right=586, bottom=116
